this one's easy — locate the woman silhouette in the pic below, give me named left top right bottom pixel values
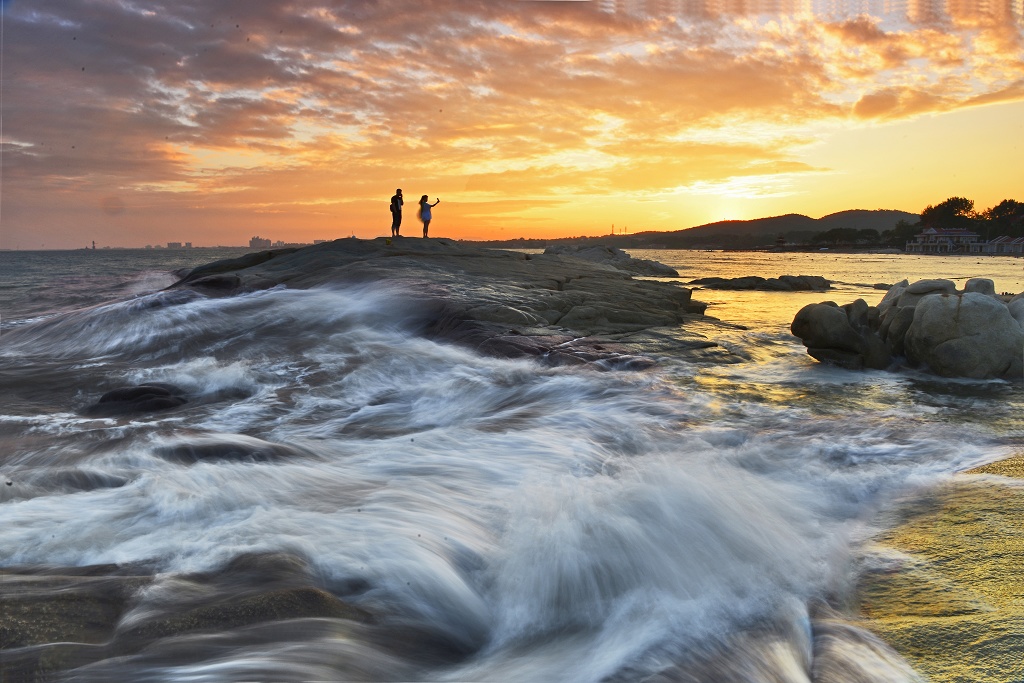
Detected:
left=418, top=195, right=440, bottom=238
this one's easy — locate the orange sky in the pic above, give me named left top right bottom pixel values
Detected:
left=1, top=1, right=1022, bottom=248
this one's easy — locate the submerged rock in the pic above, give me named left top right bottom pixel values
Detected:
left=0, top=552, right=370, bottom=680
left=791, top=278, right=1024, bottom=379
left=81, top=383, right=188, bottom=417
left=153, top=434, right=314, bottom=464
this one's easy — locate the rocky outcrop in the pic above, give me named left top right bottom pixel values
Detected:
left=542, top=244, right=680, bottom=277
left=690, top=275, right=830, bottom=291
left=168, top=238, right=732, bottom=367
left=791, top=278, right=1024, bottom=379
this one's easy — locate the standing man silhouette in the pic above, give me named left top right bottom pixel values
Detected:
left=390, top=189, right=404, bottom=237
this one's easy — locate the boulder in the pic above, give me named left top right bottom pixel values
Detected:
left=963, top=278, right=999, bottom=298
left=904, top=292, right=1024, bottom=379
left=792, top=278, right=1024, bottom=380
left=791, top=300, right=890, bottom=370
left=1008, top=293, right=1024, bottom=328
left=875, top=279, right=909, bottom=317
left=906, top=279, right=957, bottom=296
left=880, top=305, right=916, bottom=357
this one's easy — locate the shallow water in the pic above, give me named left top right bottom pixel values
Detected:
left=0, top=248, right=1020, bottom=680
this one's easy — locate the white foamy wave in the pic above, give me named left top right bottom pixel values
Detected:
left=0, top=284, right=430, bottom=363
left=0, top=275, right=1018, bottom=681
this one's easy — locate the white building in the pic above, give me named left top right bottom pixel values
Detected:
left=973, top=235, right=1024, bottom=254
left=905, top=227, right=980, bottom=253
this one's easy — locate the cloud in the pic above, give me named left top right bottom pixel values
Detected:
left=853, top=87, right=949, bottom=119
left=3, top=1, right=1023, bottom=246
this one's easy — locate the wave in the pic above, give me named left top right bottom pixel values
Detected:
left=0, top=283, right=1005, bottom=680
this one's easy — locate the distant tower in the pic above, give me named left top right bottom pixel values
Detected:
left=92, top=240, right=96, bottom=250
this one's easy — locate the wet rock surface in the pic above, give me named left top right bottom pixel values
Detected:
left=80, top=383, right=188, bottom=417
left=153, top=434, right=316, bottom=464
left=542, top=243, right=681, bottom=277
left=0, top=553, right=370, bottom=680
left=168, top=238, right=733, bottom=367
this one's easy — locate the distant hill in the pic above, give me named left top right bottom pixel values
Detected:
left=469, top=209, right=920, bottom=250
left=632, top=209, right=919, bottom=247
left=816, top=210, right=920, bottom=232
left=662, top=213, right=818, bottom=240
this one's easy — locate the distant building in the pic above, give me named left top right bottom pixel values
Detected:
left=167, top=242, right=183, bottom=249
left=249, top=236, right=272, bottom=248
left=184, top=242, right=193, bottom=249
left=974, top=236, right=1024, bottom=254
left=905, top=227, right=980, bottom=253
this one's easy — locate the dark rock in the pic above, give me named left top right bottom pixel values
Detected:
left=81, top=383, right=187, bottom=417
left=166, top=238, right=716, bottom=368
left=690, top=275, right=829, bottom=291
left=791, top=299, right=891, bottom=370
left=173, top=249, right=299, bottom=287
left=153, top=434, right=313, bottom=464
left=183, top=273, right=242, bottom=292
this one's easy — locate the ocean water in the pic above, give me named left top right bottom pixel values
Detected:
left=1, top=247, right=1022, bottom=681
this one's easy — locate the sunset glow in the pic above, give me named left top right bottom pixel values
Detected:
left=1, top=1, right=1022, bottom=248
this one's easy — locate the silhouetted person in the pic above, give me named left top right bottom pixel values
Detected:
left=419, top=195, right=440, bottom=238
left=390, top=189, right=404, bottom=237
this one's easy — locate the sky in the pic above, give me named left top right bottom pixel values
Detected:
left=1, top=0, right=1022, bottom=249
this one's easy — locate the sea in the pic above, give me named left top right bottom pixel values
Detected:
left=1, top=247, right=1022, bottom=681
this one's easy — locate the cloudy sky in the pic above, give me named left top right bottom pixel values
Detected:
left=1, top=0, right=1022, bottom=248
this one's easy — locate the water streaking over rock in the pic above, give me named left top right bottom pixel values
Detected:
left=1, top=244, right=1021, bottom=681
left=166, top=237, right=720, bottom=368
